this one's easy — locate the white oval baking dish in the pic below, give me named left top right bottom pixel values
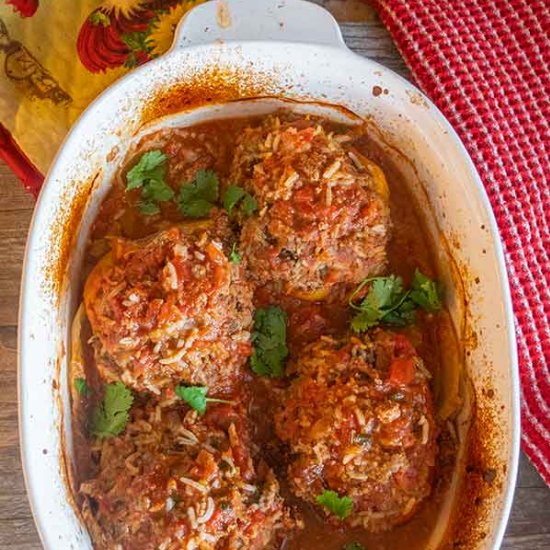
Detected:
left=19, top=1, right=519, bottom=548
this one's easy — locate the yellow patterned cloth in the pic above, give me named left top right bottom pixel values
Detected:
left=0, top=0, right=203, bottom=192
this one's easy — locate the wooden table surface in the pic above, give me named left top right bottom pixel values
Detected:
left=1, top=2, right=549, bottom=548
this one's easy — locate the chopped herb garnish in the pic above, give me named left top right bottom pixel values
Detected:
left=343, top=544, right=365, bottom=550
left=222, top=184, right=258, bottom=216
left=175, top=385, right=233, bottom=415
left=222, top=185, right=245, bottom=212
left=127, top=150, right=167, bottom=189
left=178, top=169, right=219, bottom=218
left=75, top=377, right=88, bottom=397
left=126, top=150, right=174, bottom=214
left=241, top=193, right=259, bottom=216
left=229, top=243, right=241, bottom=264
left=250, top=306, right=288, bottom=378
left=349, top=270, right=442, bottom=332
left=138, top=201, right=160, bottom=215
left=141, top=177, right=175, bottom=202
left=316, top=490, right=353, bottom=519
left=410, top=269, right=442, bottom=312
left=91, top=382, right=133, bottom=438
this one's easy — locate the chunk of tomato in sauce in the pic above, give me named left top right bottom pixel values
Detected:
left=388, top=357, right=416, bottom=386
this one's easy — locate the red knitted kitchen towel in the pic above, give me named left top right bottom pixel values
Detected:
left=369, top=0, right=550, bottom=484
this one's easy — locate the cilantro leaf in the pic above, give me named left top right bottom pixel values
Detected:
left=343, top=544, right=365, bottom=550
left=195, top=170, right=219, bottom=202
left=91, top=382, right=133, bottom=438
left=316, top=490, right=353, bottom=519
left=229, top=243, right=241, bottom=264
left=175, top=385, right=234, bottom=415
left=178, top=169, right=219, bottom=218
left=382, top=298, right=417, bottom=326
left=126, top=150, right=174, bottom=214
left=222, top=185, right=258, bottom=216
left=350, top=309, right=380, bottom=332
left=178, top=197, right=216, bottom=218
left=370, top=275, right=404, bottom=308
left=176, top=385, right=208, bottom=414
left=75, top=377, right=88, bottom=397
left=349, top=275, right=404, bottom=331
left=222, top=185, right=246, bottom=213
left=142, top=178, right=175, bottom=202
left=410, top=269, right=442, bottom=312
left=250, top=306, right=288, bottom=378
left=127, top=150, right=167, bottom=190
left=139, top=201, right=160, bottom=215
left=349, top=271, right=441, bottom=331
left=242, top=193, right=259, bottom=216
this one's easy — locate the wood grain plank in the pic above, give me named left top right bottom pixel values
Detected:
left=0, top=164, right=35, bottom=213
left=0, top=208, right=33, bottom=327
left=0, top=519, right=40, bottom=550
left=0, top=158, right=35, bottom=344
left=501, top=535, right=550, bottom=550
left=341, top=22, right=412, bottom=80
left=505, top=487, right=550, bottom=536
left=517, top=453, right=548, bottom=489
left=315, top=0, right=377, bottom=22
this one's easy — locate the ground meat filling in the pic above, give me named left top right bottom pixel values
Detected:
left=274, top=330, right=437, bottom=532
left=81, top=400, right=295, bottom=550
left=233, top=115, right=391, bottom=300
left=84, top=213, right=253, bottom=395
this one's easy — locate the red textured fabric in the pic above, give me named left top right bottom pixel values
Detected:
left=0, top=124, right=43, bottom=196
left=370, top=0, right=550, bottom=484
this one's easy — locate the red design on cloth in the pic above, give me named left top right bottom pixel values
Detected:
left=0, top=124, right=43, bottom=194
left=77, top=9, right=154, bottom=73
left=77, top=1, right=184, bottom=73
left=370, top=0, right=550, bottom=484
left=6, top=0, right=39, bottom=17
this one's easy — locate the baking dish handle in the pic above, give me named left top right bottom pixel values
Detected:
left=172, top=0, right=347, bottom=50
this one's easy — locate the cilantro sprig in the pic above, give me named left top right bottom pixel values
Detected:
left=250, top=306, right=288, bottom=378
left=229, top=243, right=241, bottom=264
left=409, top=270, right=442, bottom=312
left=126, top=158, right=258, bottom=221
left=126, top=150, right=174, bottom=215
left=177, top=169, right=219, bottom=218
left=349, top=270, right=442, bottom=332
left=91, top=382, right=134, bottom=438
left=222, top=185, right=258, bottom=217
left=175, top=385, right=233, bottom=415
left=316, top=490, right=353, bottom=519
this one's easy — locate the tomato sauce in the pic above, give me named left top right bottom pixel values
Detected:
left=74, top=113, right=459, bottom=550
